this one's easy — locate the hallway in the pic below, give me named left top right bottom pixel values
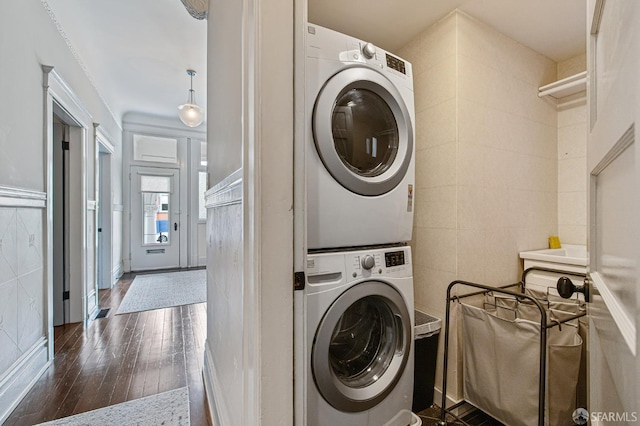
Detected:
left=4, top=274, right=210, bottom=425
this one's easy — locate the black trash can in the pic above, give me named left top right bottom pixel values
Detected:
left=412, top=310, right=441, bottom=412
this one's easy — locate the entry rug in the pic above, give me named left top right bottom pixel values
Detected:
left=37, top=387, right=190, bottom=425
left=116, top=269, right=206, bottom=315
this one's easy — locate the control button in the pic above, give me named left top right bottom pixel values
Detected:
left=362, top=42, right=376, bottom=59
left=352, top=272, right=357, bottom=278
left=378, top=268, right=382, bottom=274
left=361, top=255, right=375, bottom=270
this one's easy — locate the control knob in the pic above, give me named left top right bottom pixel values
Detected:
left=362, top=42, right=376, bottom=59
left=361, top=255, right=375, bottom=270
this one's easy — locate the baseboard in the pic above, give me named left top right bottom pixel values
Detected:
left=432, top=387, right=474, bottom=417
left=203, top=341, right=232, bottom=426
left=112, top=261, right=123, bottom=286
left=0, top=338, right=50, bottom=424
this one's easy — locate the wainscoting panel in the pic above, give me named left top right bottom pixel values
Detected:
left=203, top=170, right=243, bottom=426
left=0, top=189, right=49, bottom=423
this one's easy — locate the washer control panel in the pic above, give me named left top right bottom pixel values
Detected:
left=346, top=246, right=412, bottom=281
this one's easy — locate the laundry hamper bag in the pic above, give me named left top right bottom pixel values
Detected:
left=460, top=302, right=582, bottom=426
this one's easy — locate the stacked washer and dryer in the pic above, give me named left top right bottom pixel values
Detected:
left=303, top=23, right=417, bottom=426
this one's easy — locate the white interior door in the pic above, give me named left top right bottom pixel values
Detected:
left=130, top=166, right=180, bottom=270
left=587, top=0, right=639, bottom=423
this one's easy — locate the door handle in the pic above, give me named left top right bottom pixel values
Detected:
left=174, top=222, right=178, bottom=231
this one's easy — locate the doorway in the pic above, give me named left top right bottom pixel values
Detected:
left=52, top=118, right=70, bottom=326
left=97, top=148, right=113, bottom=289
left=130, top=166, right=181, bottom=270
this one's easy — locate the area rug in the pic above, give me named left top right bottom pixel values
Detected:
left=37, top=387, right=190, bottom=425
left=116, top=269, right=206, bottom=315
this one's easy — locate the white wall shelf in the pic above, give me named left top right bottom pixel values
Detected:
left=538, top=71, right=587, bottom=98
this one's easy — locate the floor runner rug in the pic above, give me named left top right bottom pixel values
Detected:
left=36, top=387, right=190, bottom=425
left=116, top=269, right=206, bottom=315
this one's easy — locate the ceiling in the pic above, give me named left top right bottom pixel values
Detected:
left=43, top=0, right=585, bottom=125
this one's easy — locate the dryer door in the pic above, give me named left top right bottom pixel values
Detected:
left=313, top=67, right=413, bottom=196
left=312, top=281, right=411, bottom=412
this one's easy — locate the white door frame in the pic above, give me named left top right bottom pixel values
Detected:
left=96, top=126, right=115, bottom=289
left=43, top=66, right=96, bottom=341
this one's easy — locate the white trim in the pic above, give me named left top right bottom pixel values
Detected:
left=123, top=115, right=206, bottom=139
left=0, top=186, right=47, bottom=208
left=293, top=0, right=308, bottom=422
left=205, top=169, right=242, bottom=208
left=590, top=272, right=636, bottom=355
left=43, top=65, right=92, bottom=327
left=591, top=125, right=634, bottom=175
left=203, top=343, right=232, bottom=426
left=95, top=125, right=116, bottom=154
left=112, top=261, right=123, bottom=285
left=113, top=204, right=124, bottom=212
left=0, top=338, right=50, bottom=424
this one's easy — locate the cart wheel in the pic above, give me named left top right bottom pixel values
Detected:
left=157, top=234, right=168, bottom=243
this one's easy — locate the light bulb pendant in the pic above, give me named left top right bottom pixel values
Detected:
left=178, top=69, right=204, bottom=127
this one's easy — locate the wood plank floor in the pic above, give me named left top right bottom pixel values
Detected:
left=4, top=272, right=211, bottom=426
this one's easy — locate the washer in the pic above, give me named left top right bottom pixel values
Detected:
left=306, top=24, right=416, bottom=250
left=304, top=246, right=414, bottom=425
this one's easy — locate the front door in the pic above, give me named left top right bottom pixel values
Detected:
left=130, top=166, right=180, bottom=270
left=587, top=0, right=639, bottom=422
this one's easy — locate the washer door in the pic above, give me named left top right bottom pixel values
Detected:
left=313, top=67, right=413, bottom=196
left=312, top=281, right=411, bottom=412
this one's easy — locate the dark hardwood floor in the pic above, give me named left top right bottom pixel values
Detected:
left=4, top=273, right=211, bottom=426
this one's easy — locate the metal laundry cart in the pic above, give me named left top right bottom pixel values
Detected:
left=438, top=267, right=588, bottom=426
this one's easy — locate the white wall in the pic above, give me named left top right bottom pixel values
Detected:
left=0, top=0, right=122, bottom=422
left=203, top=0, right=294, bottom=423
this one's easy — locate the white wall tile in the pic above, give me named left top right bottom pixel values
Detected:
left=456, top=142, right=486, bottom=187
left=415, top=143, right=456, bottom=189
left=558, top=191, right=587, bottom=226
left=415, top=99, right=457, bottom=151
left=413, top=56, right=457, bottom=113
left=558, top=101, right=587, bottom=128
left=413, top=227, right=457, bottom=273
left=399, top=12, right=457, bottom=77
left=558, top=124, right=587, bottom=159
left=558, top=157, right=588, bottom=192
left=414, top=186, right=457, bottom=229
left=558, top=225, right=587, bottom=246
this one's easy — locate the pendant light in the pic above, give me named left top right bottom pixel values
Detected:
left=178, top=69, right=204, bottom=127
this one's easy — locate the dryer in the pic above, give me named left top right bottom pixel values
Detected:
left=304, top=246, right=414, bottom=425
left=306, top=24, right=415, bottom=250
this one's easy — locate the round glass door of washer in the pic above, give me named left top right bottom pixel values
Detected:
left=312, top=281, right=411, bottom=412
left=313, top=67, right=413, bottom=196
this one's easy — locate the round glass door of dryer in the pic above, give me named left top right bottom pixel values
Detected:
left=311, top=281, right=411, bottom=412
left=313, top=67, right=413, bottom=196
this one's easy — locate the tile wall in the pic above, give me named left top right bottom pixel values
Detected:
left=399, top=10, right=559, bottom=400
left=557, top=54, right=587, bottom=245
